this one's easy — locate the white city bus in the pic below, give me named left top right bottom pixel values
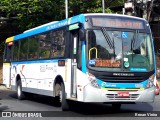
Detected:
left=3, top=13, right=156, bottom=110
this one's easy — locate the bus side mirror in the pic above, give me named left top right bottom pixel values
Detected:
left=79, top=29, right=85, bottom=41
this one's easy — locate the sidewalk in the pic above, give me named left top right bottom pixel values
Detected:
left=0, top=84, right=9, bottom=90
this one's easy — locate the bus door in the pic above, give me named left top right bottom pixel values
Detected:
left=70, top=30, right=79, bottom=98
left=3, top=42, right=13, bottom=88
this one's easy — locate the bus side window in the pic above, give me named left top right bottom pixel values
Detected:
left=39, top=40, right=51, bottom=59
left=3, top=44, right=7, bottom=62
left=4, top=43, right=13, bottom=62
left=19, top=39, right=28, bottom=61
left=13, top=41, right=20, bottom=61
left=28, top=37, right=39, bottom=60
left=50, top=29, right=65, bottom=58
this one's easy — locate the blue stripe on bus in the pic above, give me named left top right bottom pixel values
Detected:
left=82, top=41, right=87, bottom=73
left=12, top=59, right=60, bottom=64
left=14, top=19, right=68, bottom=40
left=14, top=14, right=85, bottom=41
left=69, top=14, right=85, bottom=25
left=97, top=79, right=148, bottom=88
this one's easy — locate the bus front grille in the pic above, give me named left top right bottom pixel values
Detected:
left=96, top=74, right=145, bottom=83
left=98, top=76, right=144, bottom=83
left=106, top=94, right=139, bottom=101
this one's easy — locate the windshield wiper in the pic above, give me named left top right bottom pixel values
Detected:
left=112, top=37, right=116, bottom=60
left=101, top=28, right=116, bottom=60
left=101, top=28, right=113, bottom=49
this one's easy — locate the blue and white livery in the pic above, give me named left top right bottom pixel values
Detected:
left=3, top=13, right=156, bottom=110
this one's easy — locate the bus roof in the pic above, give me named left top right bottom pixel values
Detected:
left=6, top=13, right=147, bottom=43
left=6, top=14, right=85, bottom=42
left=84, top=13, right=146, bottom=21
left=23, top=21, right=59, bottom=33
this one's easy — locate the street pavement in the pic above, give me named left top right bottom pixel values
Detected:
left=0, top=85, right=160, bottom=120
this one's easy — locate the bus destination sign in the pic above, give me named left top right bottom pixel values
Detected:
left=92, top=17, right=144, bottom=29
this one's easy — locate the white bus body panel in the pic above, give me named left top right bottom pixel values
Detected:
left=76, top=69, right=89, bottom=101
left=9, top=59, right=155, bottom=103
left=3, top=63, right=11, bottom=88
left=83, top=84, right=155, bottom=103
left=10, top=59, right=72, bottom=97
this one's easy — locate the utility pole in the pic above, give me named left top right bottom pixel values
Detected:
left=102, top=0, right=105, bottom=13
left=65, top=0, right=68, bottom=18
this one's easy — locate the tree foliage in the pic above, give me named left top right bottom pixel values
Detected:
left=0, top=0, right=123, bottom=31
left=0, top=0, right=65, bottom=30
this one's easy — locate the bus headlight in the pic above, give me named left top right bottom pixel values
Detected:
left=88, top=73, right=100, bottom=88
left=146, top=75, right=155, bottom=88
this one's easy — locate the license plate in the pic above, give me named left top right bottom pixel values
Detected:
left=118, top=92, right=129, bottom=97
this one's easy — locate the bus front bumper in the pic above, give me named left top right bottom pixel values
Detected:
left=83, top=84, right=156, bottom=103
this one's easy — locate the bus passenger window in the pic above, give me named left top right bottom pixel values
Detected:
left=19, top=39, right=28, bottom=61
left=39, top=40, right=51, bottom=59
left=4, top=44, right=13, bottom=62
left=13, top=41, right=20, bottom=61
left=28, top=37, right=38, bottom=60
left=50, top=29, right=65, bottom=58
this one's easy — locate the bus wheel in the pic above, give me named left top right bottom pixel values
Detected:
left=16, top=80, right=25, bottom=100
left=112, top=103, right=121, bottom=110
left=55, top=83, right=69, bottom=111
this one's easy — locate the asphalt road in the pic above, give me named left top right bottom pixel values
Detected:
left=0, top=85, right=160, bottom=120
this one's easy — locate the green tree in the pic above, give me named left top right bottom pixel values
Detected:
left=0, top=0, right=65, bottom=30
left=0, top=0, right=124, bottom=31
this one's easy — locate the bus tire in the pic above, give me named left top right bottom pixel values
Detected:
left=112, top=103, right=121, bottom=110
left=55, top=83, right=70, bottom=111
left=16, top=80, right=25, bottom=100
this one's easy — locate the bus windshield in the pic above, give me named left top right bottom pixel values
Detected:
left=87, top=29, right=154, bottom=72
